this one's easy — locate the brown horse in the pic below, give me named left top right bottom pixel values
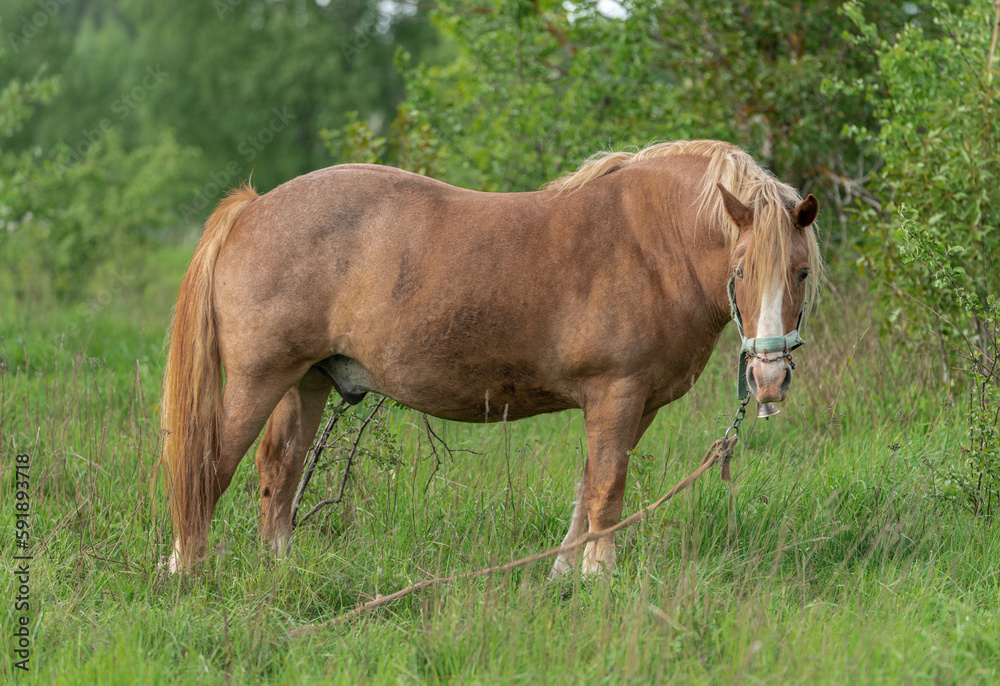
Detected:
left=159, top=140, right=819, bottom=575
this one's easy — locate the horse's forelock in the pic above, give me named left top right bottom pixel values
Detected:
left=741, top=187, right=822, bottom=321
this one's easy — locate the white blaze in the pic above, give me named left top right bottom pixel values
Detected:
left=757, top=273, right=786, bottom=341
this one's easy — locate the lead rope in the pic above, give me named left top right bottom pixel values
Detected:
left=717, top=394, right=751, bottom=483
left=721, top=395, right=751, bottom=545
left=290, top=400, right=748, bottom=636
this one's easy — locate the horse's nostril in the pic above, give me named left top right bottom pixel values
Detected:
left=781, top=366, right=792, bottom=393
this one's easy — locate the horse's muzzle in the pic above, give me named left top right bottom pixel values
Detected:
left=747, top=357, right=791, bottom=404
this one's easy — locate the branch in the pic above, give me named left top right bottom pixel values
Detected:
left=291, top=399, right=349, bottom=528
left=820, top=166, right=883, bottom=212
left=297, top=397, right=387, bottom=527
left=421, top=414, right=478, bottom=492
left=289, top=436, right=738, bottom=637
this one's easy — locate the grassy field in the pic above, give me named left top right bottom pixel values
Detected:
left=2, top=254, right=999, bottom=684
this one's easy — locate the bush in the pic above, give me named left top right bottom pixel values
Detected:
left=1, top=67, right=199, bottom=304
left=844, top=0, right=1000, bottom=512
left=899, top=208, right=999, bottom=514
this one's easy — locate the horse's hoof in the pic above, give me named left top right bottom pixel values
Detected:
left=550, top=556, right=574, bottom=580
left=161, top=539, right=186, bottom=574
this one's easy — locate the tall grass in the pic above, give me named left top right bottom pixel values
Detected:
left=2, top=270, right=998, bottom=684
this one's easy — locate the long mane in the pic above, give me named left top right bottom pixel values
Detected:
left=545, top=140, right=821, bottom=310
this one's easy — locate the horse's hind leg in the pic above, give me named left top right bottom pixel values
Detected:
left=254, top=367, right=333, bottom=555
left=167, top=369, right=301, bottom=572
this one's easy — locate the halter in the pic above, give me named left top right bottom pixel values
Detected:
left=727, top=272, right=806, bottom=401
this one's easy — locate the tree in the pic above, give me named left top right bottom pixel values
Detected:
left=4, top=0, right=443, bottom=194
left=394, top=0, right=925, bottom=254
left=0, top=32, right=196, bottom=303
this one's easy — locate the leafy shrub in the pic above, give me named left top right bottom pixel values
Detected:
left=320, top=99, right=443, bottom=177
left=899, top=207, right=999, bottom=514
left=1, top=66, right=199, bottom=304
left=843, top=0, right=1000, bottom=512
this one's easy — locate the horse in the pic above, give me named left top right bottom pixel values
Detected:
left=159, top=139, right=819, bottom=576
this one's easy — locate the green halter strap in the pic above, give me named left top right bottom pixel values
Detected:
left=727, top=273, right=806, bottom=401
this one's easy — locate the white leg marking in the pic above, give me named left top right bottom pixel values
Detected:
left=165, top=538, right=182, bottom=574
left=272, top=529, right=292, bottom=558
left=551, top=477, right=589, bottom=579
left=581, top=537, right=615, bottom=577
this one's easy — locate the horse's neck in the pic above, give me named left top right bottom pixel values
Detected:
left=663, top=233, right=734, bottom=342
left=687, top=225, right=738, bottom=335
left=557, top=177, right=734, bottom=336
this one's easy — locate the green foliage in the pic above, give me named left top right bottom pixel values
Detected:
left=844, top=0, right=1000, bottom=323
left=899, top=207, right=1000, bottom=513
left=322, top=111, right=388, bottom=165
left=0, top=73, right=198, bottom=302
left=841, top=0, right=1000, bottom=512
left=0, top=15, right=199, bottom=303
left=321, top=101, right=444, bottom=176
left=4, top=0, right=443, bottom=194
left=0, top=68, right=60, bottom=138
left=391, top=0, right=920, bottom=220
left=403, top=0, right=679, bottom=190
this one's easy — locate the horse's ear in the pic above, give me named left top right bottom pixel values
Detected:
left=793, top=194, right=818, bottom=229
left=717, top=183, right=753, bottom=234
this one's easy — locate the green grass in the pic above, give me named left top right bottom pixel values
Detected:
left=2, top=261, right=999, bottom=684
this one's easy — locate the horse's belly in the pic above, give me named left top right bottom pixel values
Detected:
left=322, top=352, right=576, bottom=422
left=424, top=381, right=576, bottom=422
left=395, top=369, right=577, bottom=422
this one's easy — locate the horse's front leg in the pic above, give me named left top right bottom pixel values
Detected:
left=579, top=378, right=649, bottom=577
left=551, top=403, right=657, bottom=579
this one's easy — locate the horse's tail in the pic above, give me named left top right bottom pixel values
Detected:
left=157, top=183, right=258, bottom=571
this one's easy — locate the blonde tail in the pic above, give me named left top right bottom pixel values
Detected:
left=157, top=183, right=258, bottom=571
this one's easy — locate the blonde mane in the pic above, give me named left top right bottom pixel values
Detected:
left=546, top=140, right=821, bottom=310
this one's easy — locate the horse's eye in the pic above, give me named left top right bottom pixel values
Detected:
left=733, top=266, right=744, bottom=279
left=798, top=269, right=810, bottom=283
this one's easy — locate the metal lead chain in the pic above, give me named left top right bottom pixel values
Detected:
left=724, top=394, right=751, bottom=439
